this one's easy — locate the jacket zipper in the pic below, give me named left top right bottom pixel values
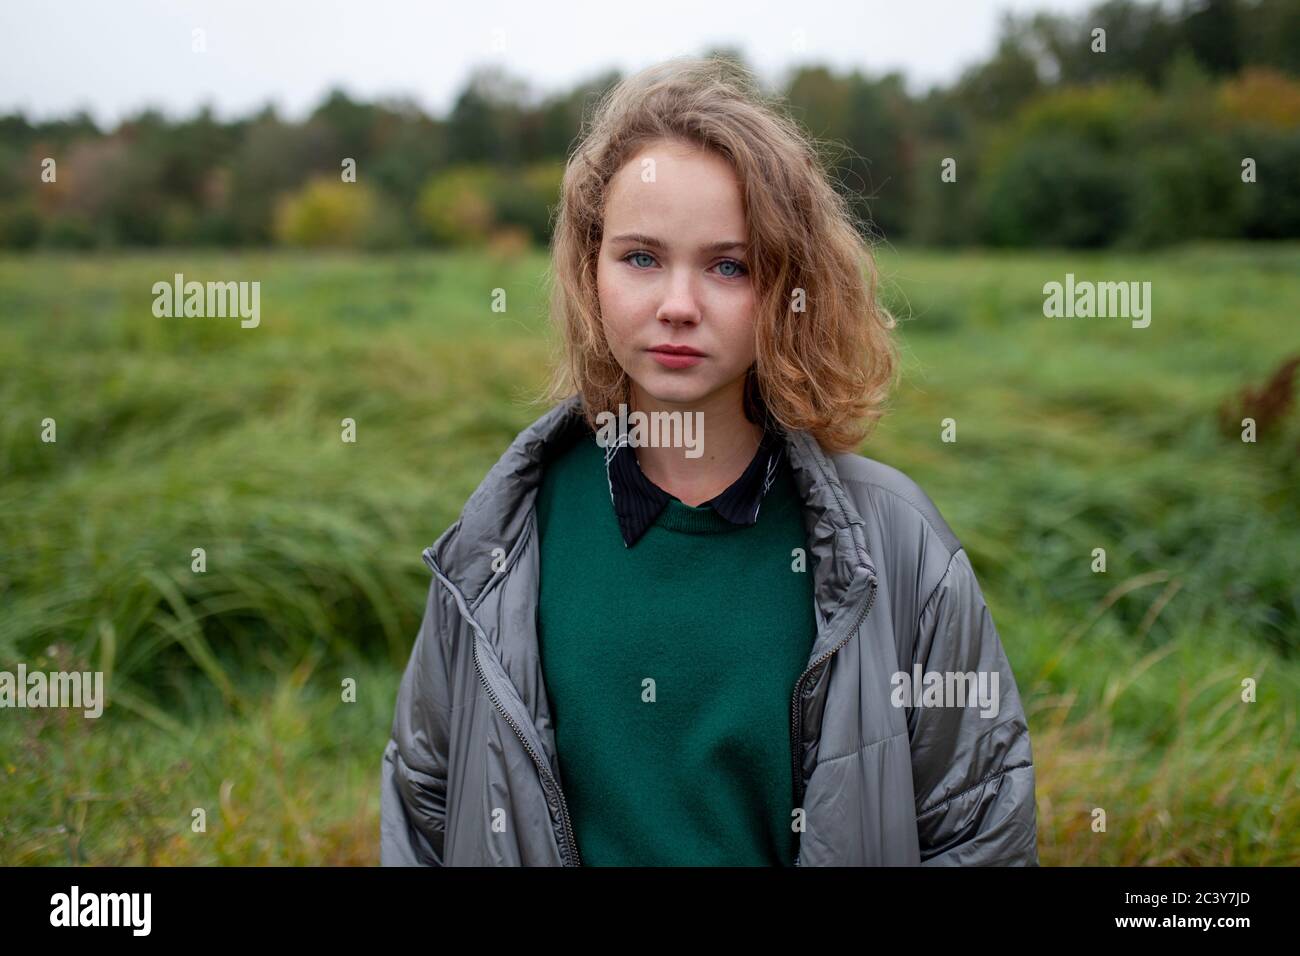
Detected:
left=469, top=639, right=583, bottom=866
left=423, top=548, right=583, bottom=866
left=789, top=572, right=878, bottom=866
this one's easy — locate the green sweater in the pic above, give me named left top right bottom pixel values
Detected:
left=535, top=429, right=818, bottom=866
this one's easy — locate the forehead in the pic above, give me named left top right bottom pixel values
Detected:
left=603, top=139, right=747, bottom=236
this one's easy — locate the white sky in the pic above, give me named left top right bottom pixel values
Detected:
left=1, top=0, right=1101, bottom=127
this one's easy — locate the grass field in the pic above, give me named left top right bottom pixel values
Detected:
left=1, top=243, right=1298, bottom=865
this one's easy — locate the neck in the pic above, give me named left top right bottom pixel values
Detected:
left=628, top=381, right=762, bottom=506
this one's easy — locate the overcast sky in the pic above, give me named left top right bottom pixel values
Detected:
left=1, top=0, right=1101, bottom=126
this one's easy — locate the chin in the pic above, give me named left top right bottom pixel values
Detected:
left=632, top=373, right=714, bottom=408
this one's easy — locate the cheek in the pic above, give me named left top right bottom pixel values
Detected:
left=718, top=296, right=758, bottom=360
left=596, top=265, right=640, bottom=344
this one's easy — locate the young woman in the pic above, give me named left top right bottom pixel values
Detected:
left=381, top=56, right=1039, bottom=866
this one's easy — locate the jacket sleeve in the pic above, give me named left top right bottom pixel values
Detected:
left=907, top=548, right=1039, bottom=865
left=380, top=575, right=455, bottom=866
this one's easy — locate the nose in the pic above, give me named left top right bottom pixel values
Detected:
left=656, top=268, right=702, bottom=329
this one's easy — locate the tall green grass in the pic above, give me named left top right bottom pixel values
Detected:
left=1, top=243, right=1297, bottom=864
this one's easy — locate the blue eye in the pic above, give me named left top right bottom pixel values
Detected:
left=621, top=251, right=748, bottom=277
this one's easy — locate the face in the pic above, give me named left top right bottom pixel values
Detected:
left=596, top=138, right=756, bottom=413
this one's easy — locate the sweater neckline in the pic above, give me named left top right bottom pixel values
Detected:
left=653, top=497, right=745, bottom=534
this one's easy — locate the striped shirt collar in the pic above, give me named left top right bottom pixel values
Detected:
left=600, top=422, right=785, bottom=548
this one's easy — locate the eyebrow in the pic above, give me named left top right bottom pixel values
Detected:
left=608, top=232, right=747, bottom=254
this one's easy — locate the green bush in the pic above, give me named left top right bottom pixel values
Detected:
left=1236, top=129, right=1300, bottom=239
left=977, top=134, right=1135, bottom=247
left=41, top=212, right=99, bottom=250
left=1127, top=140, right=1247, bottom=247
left=416, top=166, right=498, bottom=246
left=417, top=163, right=560, bottom=247
left=0, top=199, right=40, bottom=250
left=272, top=177, right=381, bottom=248
left=493, top=162, right=563, bottom=241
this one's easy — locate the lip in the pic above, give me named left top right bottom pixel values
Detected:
left=650, top=352, right=702, bottom=369
left=646, top=344, right=705, bottom=369
left=649, top=344, right=706, bottom=356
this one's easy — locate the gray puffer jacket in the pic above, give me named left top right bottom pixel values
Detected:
left=380, top=394, right=1039, bottom=865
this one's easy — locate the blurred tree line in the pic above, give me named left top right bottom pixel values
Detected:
left=0, top=0, right=1297, bottom=251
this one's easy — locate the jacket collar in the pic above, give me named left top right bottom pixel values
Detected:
left=428, top=393, right=877, bottom=643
